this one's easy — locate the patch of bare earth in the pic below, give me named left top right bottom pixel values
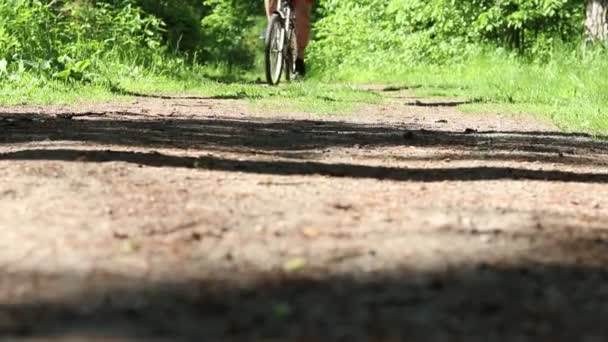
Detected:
left=1, top=90, right=608, bottom=341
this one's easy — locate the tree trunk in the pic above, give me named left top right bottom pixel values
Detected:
left=585, top=0, right=608, bottom=42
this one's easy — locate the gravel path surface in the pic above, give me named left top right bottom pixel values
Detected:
left=1, top=90, right=608, bottom=341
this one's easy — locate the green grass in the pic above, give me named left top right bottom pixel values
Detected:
left=316, top=49, right=608, bottom=135
left=0, top=75, right=120, bottom=105
left=6, top=43, right=606, bottom=135
left=121, top=73, right=382, bottom=114
left=0, top=66, right=381, bottom=115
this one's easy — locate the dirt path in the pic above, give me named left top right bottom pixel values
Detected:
left=1, top=89, right=608, bottom=341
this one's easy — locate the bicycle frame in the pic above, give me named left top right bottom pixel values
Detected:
left=274, top=0, right=294, bottom=35
left=265, top=0, right=296, bottom=85
left=275, top=0, right=291, bottom=18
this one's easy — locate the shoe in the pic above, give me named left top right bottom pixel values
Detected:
left=295, top=58, right=306, bottom=77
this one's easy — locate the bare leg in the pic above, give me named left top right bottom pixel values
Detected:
left=265, top=0, right=277, bottom=18
left=294, top=0, right=312, bottom=59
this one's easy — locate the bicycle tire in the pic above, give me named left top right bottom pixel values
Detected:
left=284, top=27, right=297, bottom=82
left=264, top=14, right=285, bottom=86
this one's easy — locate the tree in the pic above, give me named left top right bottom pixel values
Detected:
left=585, top=0, right=608, bottom=42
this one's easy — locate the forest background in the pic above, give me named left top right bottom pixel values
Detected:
left=1, top=0, right=607, bottom=133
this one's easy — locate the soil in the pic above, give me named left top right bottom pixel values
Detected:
left=1, top=89, right=608, bottom=341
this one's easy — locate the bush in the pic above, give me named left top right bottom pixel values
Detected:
left=200, top=0, right=257, bottom=69
left=134, top=0, right=204, bottom=54
left=0, top=0, right=164, bottom=81
left=309, top=0, right=585, bottom=75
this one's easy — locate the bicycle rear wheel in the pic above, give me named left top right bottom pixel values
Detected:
left=264, top=14, right=285, bottom=86
left=284, top=28, right=297, bottom=82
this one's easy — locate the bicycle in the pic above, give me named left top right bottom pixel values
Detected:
left=264, top=0, right=297, bottom=86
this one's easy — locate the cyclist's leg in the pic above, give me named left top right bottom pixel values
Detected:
left=265, top=0, right=278, bottom=18
left=294, top=0, right=312, bottom=59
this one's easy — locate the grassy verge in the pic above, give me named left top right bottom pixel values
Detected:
left=0, top=67, right=381, bottom=115
left=0, top=76, right=119, bottom=106
left=316, top=50, right=608, bottom=135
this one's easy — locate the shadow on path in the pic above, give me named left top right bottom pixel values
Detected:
left=1, top=112, right=607, bottom=182
left=2, top=235, right=608, bottom=340
left=2, top=149, right=607, bottom=183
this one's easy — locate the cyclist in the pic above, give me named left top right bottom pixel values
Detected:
left=265, top=0, right=311, bottom=76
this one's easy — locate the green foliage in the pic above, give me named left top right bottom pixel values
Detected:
left=309, top=0, right=608, bottom=135
left=200, top=0, right=257, bottom=68
left=0, top=0, right=263, bottom=87
left=134, top=0, right=204, bottom=53
left=1, top=0, right=605, bottom=136
left=310, top=0, right=585, bottom=74
left=133, top=0, right=260, bottom=67
left=0, top=0, right=164, bottom=82
left=474, top=0, right=584, bottom=54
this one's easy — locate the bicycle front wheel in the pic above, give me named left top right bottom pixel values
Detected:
left=264, top=14, right=285, bottom=86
